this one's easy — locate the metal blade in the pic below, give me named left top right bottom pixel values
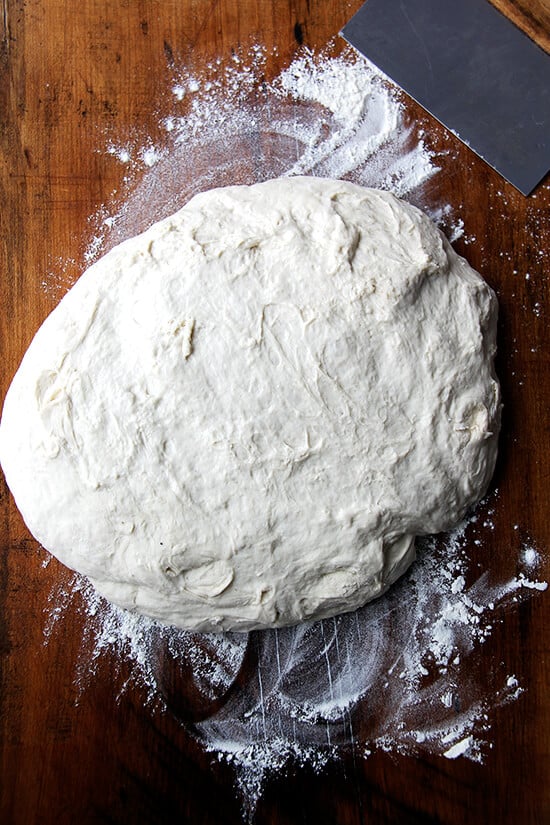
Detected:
left=342, top=0, right=550, bottom=195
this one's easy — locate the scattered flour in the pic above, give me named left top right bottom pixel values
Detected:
left=68, top=44, right=450, bottom=272
left=521, top=544, right=541, bottom=571
left=39, top=42, right=547, bottom=820
left=106, top=142, right=132, bottom=164
left=44, top=506, right=546, bottom=818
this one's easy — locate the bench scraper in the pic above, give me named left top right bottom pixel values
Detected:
left=342, top=0, right=550, bottom=195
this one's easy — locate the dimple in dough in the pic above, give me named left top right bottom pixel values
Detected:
left=0, top=177, right=500, bottom=631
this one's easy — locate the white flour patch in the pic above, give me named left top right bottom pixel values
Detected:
left=520, top=544, right=542, bottom=571
left=74, top=44, right=447, bottom=265
left=44, top=503, right=547, bottom=819
left=140, top=145, right=165, bottom=167
left=106, top=142, right=132, bottom=164
left=39, top=42, right=547, bottom=821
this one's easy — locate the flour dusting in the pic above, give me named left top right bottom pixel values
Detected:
left=70, top=44, right=444, bottom=268
left=45, top=503, right=547, bottom=817
left=40, top=42, right=547, bottom=821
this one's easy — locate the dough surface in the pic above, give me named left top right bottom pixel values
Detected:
left=0, top=177, right=500, bottom=631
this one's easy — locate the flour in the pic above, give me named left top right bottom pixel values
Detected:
left=44, top=513, right=546, bottom=817
left=75, top=44, right=443, bottom=268
left=106, top=143, right=131, bottom=164
left=37, top=42, right=547, bottom=820
left=521, top=544, right=541, bottom=570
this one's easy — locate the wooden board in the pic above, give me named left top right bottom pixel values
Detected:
left=1, top=2, right=549, bottom=823
left=488, top=0, right=550, bottom=52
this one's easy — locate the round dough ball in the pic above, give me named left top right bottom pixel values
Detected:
left=0, top=177, right=500, bottom=631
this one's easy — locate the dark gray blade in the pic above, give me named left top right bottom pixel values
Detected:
left=342, top=0, right=550, bottom=195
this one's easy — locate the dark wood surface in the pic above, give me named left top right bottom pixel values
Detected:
left=1, top=2, right=549, bottom=823
left=489, top=0, right=550, bottom=50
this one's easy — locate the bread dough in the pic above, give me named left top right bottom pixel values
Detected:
left=0, top=177, right=500, bottom=631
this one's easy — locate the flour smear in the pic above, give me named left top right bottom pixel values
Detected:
left=42, top=43, right=547, bottom=820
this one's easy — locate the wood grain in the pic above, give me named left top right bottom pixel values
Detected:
left=1, top=2, right=549, bottom=824
left=488, top=0, right=550, bottom=51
